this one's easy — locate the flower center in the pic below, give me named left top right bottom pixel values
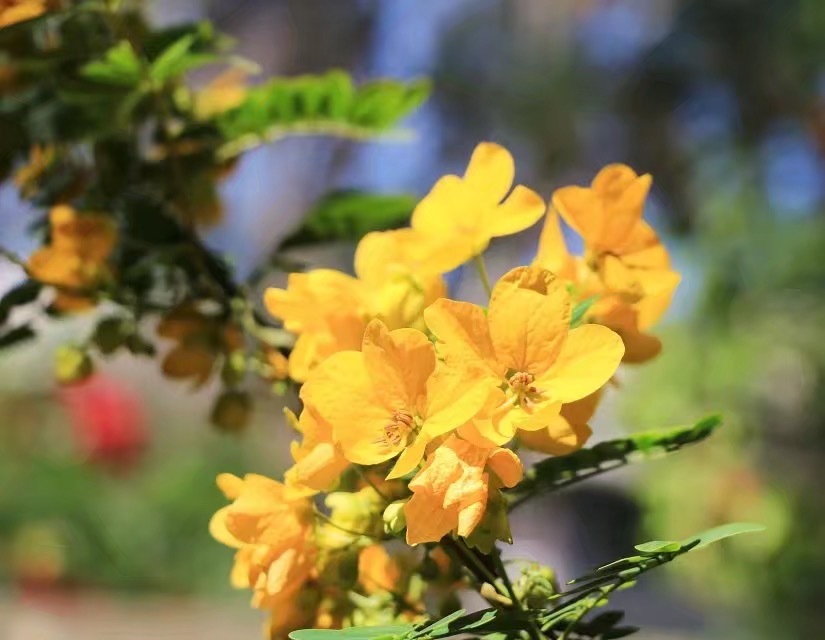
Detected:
left=507, top=371, right=545, bottom=412
left=380, top=409, right=415, bottom=450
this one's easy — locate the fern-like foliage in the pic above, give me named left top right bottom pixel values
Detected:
left=507, top=415, right=722, bottom=508
left=216, top=71, right=430, bottom=157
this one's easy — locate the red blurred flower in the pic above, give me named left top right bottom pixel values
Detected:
left=59, top=376, right=149, bottom=470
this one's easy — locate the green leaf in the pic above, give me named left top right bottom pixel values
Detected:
left=460, top=611, right=498, bottom=631
left=80, top=41, right=143, bottom=87
left=508, top=415, right=722, bottom=507
left=280, top=190, right=418, bottom=248
left=415, top=609, right=466, bottom=637
left=0, top=280, right=42, bottom=325
left=570, top=295, right=599, bottom=327
left=150, top=34, right=221, bottom=82
left=545, top=522, right=764, bottom=638
left=0, top=325, right=36, bottom=350
left=217, top=71, right=429, bottom=157
left=681, top=522, right=766, bottom=549
left=290, top=625, right=414, bottom=640
left=633, top=540, right=682, bottom=555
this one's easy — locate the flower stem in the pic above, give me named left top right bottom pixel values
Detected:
left=490, top=548, right=543, bottom=640
left=474, top=253, right=492, bottom=299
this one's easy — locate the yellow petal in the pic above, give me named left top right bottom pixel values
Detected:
left=300, top=351, right=397, bottom=465
left=457, top=419, right=506, bottom=448
left=485, top=185, right=545, bottom=238
left=539, top=324, right=624, bottom=403
left=518, top=415, right=592, bottom=456
left=552, top=185, right=603, bottom=245
left=362, top=320, right=435, bottom=408
left=284, top=442, right=349, bottom=492
left=405, top=491, right=458, bottom=545
left=533, top=210, right=577, bottom=280
left=209, top=506, right=243, bottom=549
left=635, top=283, right=677, bottom=330
left=593, top=296, right=663, bottom=363
left=456, top=495, right=487, bottom=538
left=263, top=269, right=364, bottom=333
left=287, top=333, right=320, bottom=382
left=487, top=448, right=523, bottom=487
left=217, top=473, right=244, bottom=500
left=488, top=266, right=571, bottom=375
left=386, top=434, right=429, bottom=479
left=457, top=388, right=513, bottom=446
left=354, top=229, right=414, bottom=283
left=591, top=165, right=651, bottom=247
left=491, top=399, right=563, bottom=438
left=462, top=142, right=515, bottom=204
left=422, top=363, right=491, bottom=437
left=230, top=548, right=252, bottom=588
left=424, top=298, right=503, bottom=377
left=411, top=175, right=488, bottom=263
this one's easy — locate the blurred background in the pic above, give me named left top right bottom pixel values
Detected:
left=2, top=0, right=824, bottom=638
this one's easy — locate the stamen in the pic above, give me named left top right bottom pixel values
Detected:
left=378, top=409, right=414, bottom=450
left=507, top=371, right=545, bottom=413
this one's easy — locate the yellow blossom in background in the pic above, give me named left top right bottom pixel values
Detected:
left=284, top=407, right=349, bottom=493
left=534, top=181, right=679, bottom=362
left=354, top=228, right=447, bottom=332
left=194, top=68, right=250, bottom=119
left=265, top=269, right=368, bottom=381
left=404, top=435, right=522, bottom=545
left=27, top=205, right=116, bottom=312
left=425, top=266, right=624, bottom=445
left=265, top=348, right=291, bottom=381
left=551, top=164, right=680, bottom=308
left=157, top=303, right=243, bottom=387
left=410, top=142, right=546, bottom=273
left=208, top=473, right=317, bottom=609
left=357, top=544, right=402, bottom=595
left=14, top=145, right=57, bottom=199
left=301, top=319, right=489, bottom=478
left=0, top=0, right=46, bottom=28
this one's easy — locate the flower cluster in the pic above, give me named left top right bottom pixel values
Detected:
left=211, top=143, right=679, bottom=637
left=26, top=205, right=116, bottom=312
left=0, top=0, right=48, bottom=29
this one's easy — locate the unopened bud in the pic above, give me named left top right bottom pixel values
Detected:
left=210, top=390, right=252, bottom=433
left=382, top=500, right=407, bottom=535
left=55, top=345, right=93, bottom=384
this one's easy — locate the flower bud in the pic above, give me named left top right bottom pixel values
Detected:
left=55, top=345, right=94, bottom=384
left=210, top=390, right=252, bottom=433
left=382, top=500, right=407, bottom=535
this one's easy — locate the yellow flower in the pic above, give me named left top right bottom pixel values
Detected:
left=516, top=389, right=600, bottom=455
left=284, top=407, right=349, bottom=493
left=424, top=266, right=624, bottom=444
left=354, top=228, right=447, bottom=332
left=0, top=0, right=47, bottom=28
left=551, top=164, right=680, bottom=303
left=410, top=142, right=546, bottom=273
left=265, top=348, right=291, bottom=381
left=157, top=303, right=244, bottom=387
left=404, top=435, right=522, bottom=545
left=194, top=68, right=250, bottom=119
left=27, top=206, right=116, bottom=312
left=357, top=544, right=402, bottom=595
left=533, top=206, right=676, bottom=363
left=209, top=473, right=317, bottom=610
left=264, top=270, right=369, bottom=381
left=265, top=593, right=319, bottom=640
left=300, top=319, right=489, bottom=478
